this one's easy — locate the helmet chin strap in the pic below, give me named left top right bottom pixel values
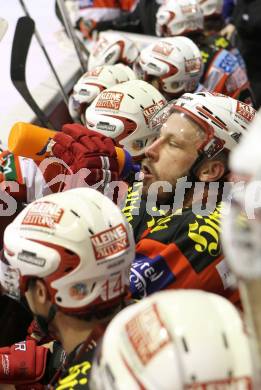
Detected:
left=35, top=304, right=57, bottom=336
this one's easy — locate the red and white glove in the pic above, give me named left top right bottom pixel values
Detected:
left=0, top=340, right=48, bottom=385
left=51, top=124, right=127, bottom=190
left=0, top=339, right=65, bottom=389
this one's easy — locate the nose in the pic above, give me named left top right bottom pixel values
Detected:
left=145, top=137, right=162, bottom=161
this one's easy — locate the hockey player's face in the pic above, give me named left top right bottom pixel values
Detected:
left=142, top=112, right=205, bottom=202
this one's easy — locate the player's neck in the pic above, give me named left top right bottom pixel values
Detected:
left=53, top=313, right=99, bottom=354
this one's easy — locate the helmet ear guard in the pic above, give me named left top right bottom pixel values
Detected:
left=86, top=113, right=129, bottom=138
left=88, top=33, right=139, bottom=71
left=85, top=80, right=167, bottom=158
left=103, top=43, right=123, bottom=66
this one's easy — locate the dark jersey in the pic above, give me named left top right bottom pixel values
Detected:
left=53, top=346, right=94, bottom=389
left=122, top=183, right=239, bottom=306
left=51, top=327, right=105, bottom=390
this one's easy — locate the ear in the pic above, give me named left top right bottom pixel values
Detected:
left=197, top=160, right=226, bottom=182
left=33, top=279, right=49, bottom=305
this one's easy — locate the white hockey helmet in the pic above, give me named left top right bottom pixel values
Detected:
left=229, top=110, right=261, bottom=180
left=150, top=92, right=256, bottom=160
left=222, top=111, right=261, bottom=280
left=68, top=64, right=137, bottom=123
left=90, top=290, right=254, bottom=389
left=156, top=0, right=204, bottom=37
left=85, top=80, right=167, bottom=158
left=135, top=36, right=203, bottom=98
left=88, top=33, right=139, bottom=71
left=199, top=0, right=224, bottom=18
left=0, top=188, right=135, bottom=315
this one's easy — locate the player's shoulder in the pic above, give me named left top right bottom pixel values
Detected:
left=141, top=203, right=215, bottom=244
left=167, top=202, right=223, bottom=240
left=205, top=33, right=232, bottom=51
left=55, top=346, right=95, bottom=390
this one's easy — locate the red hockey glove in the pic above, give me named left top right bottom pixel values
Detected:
left=0, top=340, right=48, bottom=384
left=52, top=124, right=125, bottom=190
left=0, top=340, right=66, bottom=389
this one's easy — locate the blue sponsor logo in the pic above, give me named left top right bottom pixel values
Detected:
left=215, top=50, right=237, bottom=74
left=130, top=255, right=175, bottom=299
left=230, top=48, right=246, bottom=69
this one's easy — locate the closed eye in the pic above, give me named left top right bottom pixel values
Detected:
left=168, top=140, right=179, bottom=147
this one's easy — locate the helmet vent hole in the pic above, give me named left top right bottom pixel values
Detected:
left=105, top=53, right=114, bottom=62
left=214, top=115, right=226, bottom=128
left=211, top=121, right=223, bottom=130
left=65, top=249, right=75, bottom=256
left=93, top=202, right=101, bottom=210
left=202, top=105, right=213, bottom=115
left=90, top=283, right=96, bottom=292
left=222, top=332, right=229, bottom=349
left=140, top=105, right=144, bottom=109
left=198, top=111, right=209, bottom=120
left=56, top=297, right=62, bottom=303
left=127, top=94, right=134, bottom=99
left=181, top=337, right=189, bottom=352
left=64, top=267, right=74, bottom=273
left=70, top=209, right=80, bottom=218
left=240, top=124, right=246, bottom=130
left=88, top=228, right=94, bottom=235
